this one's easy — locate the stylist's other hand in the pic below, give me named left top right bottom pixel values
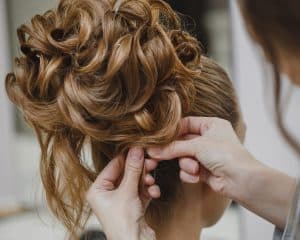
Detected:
left=86, top=147, right=159, bottom=240
left=147, top=117, right=259, bottom=200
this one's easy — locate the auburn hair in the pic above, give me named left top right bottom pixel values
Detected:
left=5, top=0, right=240, bottom=238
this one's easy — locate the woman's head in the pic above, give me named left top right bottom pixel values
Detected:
left=238, top=0, right=300, bottom=155
left=238, top=0, right=300, bottom=79
left=5, top=0, right=241, bottom=237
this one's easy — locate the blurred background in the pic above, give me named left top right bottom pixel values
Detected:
left=1, top=0, right=299, bottom=239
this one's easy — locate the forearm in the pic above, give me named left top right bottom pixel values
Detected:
left=232, top=157, right=297, bottom=229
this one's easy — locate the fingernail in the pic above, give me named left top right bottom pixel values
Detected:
left=189, top=175, right=200, bottom=183
left=128, top=147, right=143, bottom=161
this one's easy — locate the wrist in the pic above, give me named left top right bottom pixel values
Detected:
left=224, top=148, right=263, bottom=202
left=232, top=156, right=266, bottom=203
left=231, top=155, right=297, bottom=228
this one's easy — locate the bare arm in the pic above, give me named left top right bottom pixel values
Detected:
left=235, top=159, right=296, bottom=229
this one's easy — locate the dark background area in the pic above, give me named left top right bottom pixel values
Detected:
left=165, top=0, right=229, bottom=55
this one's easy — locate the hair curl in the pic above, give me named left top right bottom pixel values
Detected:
left=5, top=0, right=239, bottom=238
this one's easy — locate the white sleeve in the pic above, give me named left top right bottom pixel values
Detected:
left=273, top=179, right=300, bottom=240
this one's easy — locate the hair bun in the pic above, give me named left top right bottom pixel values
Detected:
left=169, top=30, right=202, bottom=67
left=6, top=0, right=199, bottom=146
left=5, top=0, right=211, bottom=237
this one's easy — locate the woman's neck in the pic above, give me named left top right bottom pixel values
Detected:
left=148, top=184, right=204, bottom=240
left=154, top=209, right=202, bottom=240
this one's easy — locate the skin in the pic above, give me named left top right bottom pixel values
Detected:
left=86, top=145, right=232, bottom=240
left=86, top=147, right=159, bottom=240
left=86, top=116, right=246, bottom=240
left=149, top=116, right=246, bottom=240
left=147, top=117, right=297, bottom=230
left=87, top=5, right=300, bottom=240
left=150, top=183, right=230, bottom=240
left=151, top=46, right=300, bottom=232
left=141, top=115, right=245, bottom=240
left=145, top=40, right=300, bottom=234
left=86, top=50, right=299, bottom=238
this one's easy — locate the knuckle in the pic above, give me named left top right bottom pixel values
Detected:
left=210, top=117, right=221, bottom=123
left=99, top=179, right=115, bottom=190
left=127, top=161, right=141, bottom=173
left=220, top=118, right=231, bottom=127
left=186, top=116, right=192, bottom=128
left=224, top=120, right=232, bottom=127
left=214, top=117, right=229, bottom=125
left=211, top=118, right=233, bottom=131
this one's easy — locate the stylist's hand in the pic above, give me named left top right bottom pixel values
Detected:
left=148, top=117, right=297, bottom=229
left=147, top=117, right=259, bottom=200
left=86, top=147, right=159, bottom=240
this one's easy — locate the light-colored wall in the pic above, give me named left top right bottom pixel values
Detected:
left=3, top=1, right=300, bottom=238
left=4, top=0, right=57, bottom=206
left=0, top=0, right=17, bottom=207
left=0, top=0, right=57, bottom=207
left=8, top=0, right=56, bottom=58
left=230, top=1, right=300, bottom=240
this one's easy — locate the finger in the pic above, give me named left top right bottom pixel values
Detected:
left=121, top=147, right=145, bottom=194
left=206, top=176, right=224, bottom=194
left=178, top=116, right=214, bottom=136
left=141, top=185, right=160, bottom=209
left=182, top=134, right=199, bottom=140
left=148, top=185, right=161, bottom=199
left=144, top=174, right=155, bottom=185
left=93, top=155, right=124, bottom=191
left=180, top=170, right=200, bottom=183
left=179, top=157, right=200, bottom=175
left=145, top=158, right=158, bottom=172
left=140, top=167, right=152, bottom=207
left=147, top=137, right=202, bottom=161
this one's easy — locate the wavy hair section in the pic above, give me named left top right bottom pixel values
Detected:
left=5, top=0, right=239, bottom=238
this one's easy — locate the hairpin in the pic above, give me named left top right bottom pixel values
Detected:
left=114, top=0, right=123, bottom=13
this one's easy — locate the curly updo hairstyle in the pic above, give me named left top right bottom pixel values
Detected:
left=5, top=0, right=239, bottom=238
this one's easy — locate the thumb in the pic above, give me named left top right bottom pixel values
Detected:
left=121, top=147, right=145, bottom=194
left=91, top=155, right=124, bottom=191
